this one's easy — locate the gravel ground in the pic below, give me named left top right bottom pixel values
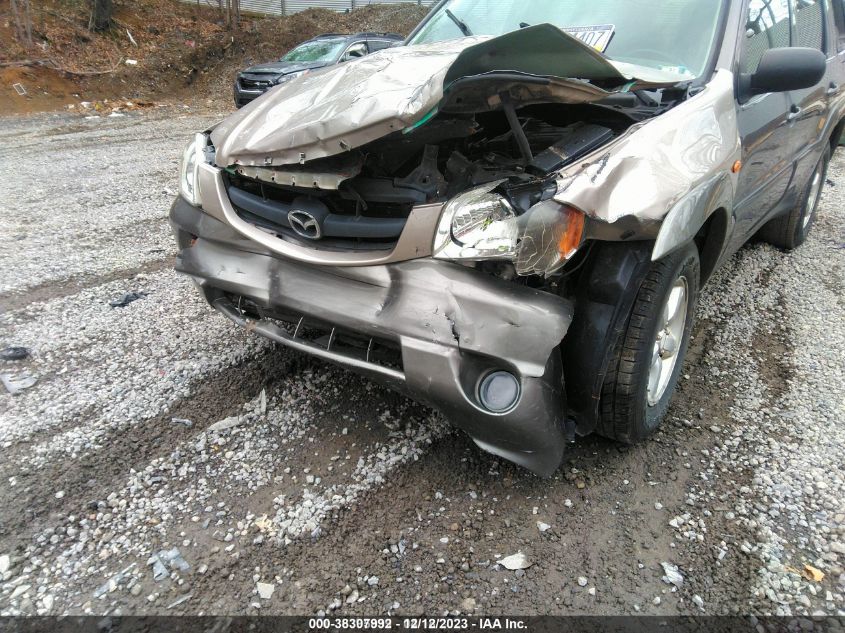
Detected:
left=0, top=109, right=843, bottom=618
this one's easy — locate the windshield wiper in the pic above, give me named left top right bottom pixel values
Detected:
left=445, top=9, right=473, bottom=36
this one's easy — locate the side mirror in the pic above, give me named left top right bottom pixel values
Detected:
left=342, top=43, right=367, bottom=62
left=739, top=47, right=826, bottom=101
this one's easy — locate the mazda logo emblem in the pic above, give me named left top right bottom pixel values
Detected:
left=287, top=209, right=322, bottom=239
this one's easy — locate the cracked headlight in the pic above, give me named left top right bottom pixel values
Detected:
left=433, top=183, right=519, bottom=261
left=433, top=182, right=587, bottom=276
left=179, top=133, right=206, bottom=206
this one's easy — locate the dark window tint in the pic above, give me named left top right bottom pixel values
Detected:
left=834, top=0, right=845, bottom=50
left=369, top=40, right=397, bottom=51
left=793, top=0, right=825, bottom=50
left=743, top=0, right=791, bottom=73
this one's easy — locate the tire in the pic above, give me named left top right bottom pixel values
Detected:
left=758, top=145, right=830, bottom=250
left=597, top=242, right=700, bottom=443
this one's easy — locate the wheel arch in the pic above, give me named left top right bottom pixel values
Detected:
left=694, top=206, right=731, bottom=285
left=829, top=117, right=845, bottom=156
left=651, top=172, right=734, bottom=286
left=562, top=240, right=655, bottom=436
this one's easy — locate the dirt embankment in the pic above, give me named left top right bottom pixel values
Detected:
left=0, top=0, right=430, bottom=115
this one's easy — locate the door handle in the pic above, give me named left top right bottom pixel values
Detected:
left=827, top=82, right=839, bottom=96
left=787, top=105, right=802, bottom=122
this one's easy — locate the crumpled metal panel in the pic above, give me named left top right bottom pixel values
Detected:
left=209, top=28, right=741, bottom=274
left=553, top=70, right=741, bottom=224
left=172, top=197, right=574, bottom=378
left=233, top=156, right=364, bottom=190
left=211, top=24, right=682, bottom=169
left=444, top=23, right=627, bottom=85
left=212, top=38, right=476, bottom=168
left=171, top=197, right=573, bottom=476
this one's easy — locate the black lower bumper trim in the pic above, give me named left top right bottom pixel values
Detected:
left=213, top=297, right=405, bottom=383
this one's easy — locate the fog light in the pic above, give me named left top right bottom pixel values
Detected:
left=478, top=371, right=520, bottom=413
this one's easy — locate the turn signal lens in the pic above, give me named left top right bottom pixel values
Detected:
left=558, top=206, right=585, bottom=259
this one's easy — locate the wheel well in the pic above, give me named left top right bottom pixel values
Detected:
left=694, top=207, right=730, bottom=285
left=830, top=118, right=845, bottom=155
left=562, top=241, right=654, bottom=435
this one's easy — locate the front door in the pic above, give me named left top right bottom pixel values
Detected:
left=732, top=0, right=795, bottom=248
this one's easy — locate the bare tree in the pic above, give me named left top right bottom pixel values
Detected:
left=10, top=0, right=33, bottom=47
left=224, top=0, right=240, bottom=31
left=23, top=0, right=32, bottom=44
left=89, top=0, right=113, bottom=32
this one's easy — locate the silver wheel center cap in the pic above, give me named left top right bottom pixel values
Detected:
left=647, top=277, right=689, bottom=407
left=658, top=330, right=678, bottom=358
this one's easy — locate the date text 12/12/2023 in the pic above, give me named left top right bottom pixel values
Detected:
left=307, top=617, right=529, bottom=630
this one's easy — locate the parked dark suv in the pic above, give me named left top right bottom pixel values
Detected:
left=233, top=32, right=403, bottom=107
left=176, top=0, right=845, bottom=476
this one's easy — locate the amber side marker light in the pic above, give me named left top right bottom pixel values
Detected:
left=732, top=160, right=743, bottom=174
left=558, top=206, right=586, bottom=259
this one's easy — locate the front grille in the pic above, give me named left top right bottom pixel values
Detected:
left=224, top=172, right=411, bottom=252
left=238, top=76, right=273, bottom=91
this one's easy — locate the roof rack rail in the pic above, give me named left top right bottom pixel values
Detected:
left=355, top=31, right=404, bottom=38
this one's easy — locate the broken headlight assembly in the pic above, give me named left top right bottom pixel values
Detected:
left=433, top=182, right=586, bottom=276
left=179, top=133, right=209, bottom=206
left=433, top=183, right=519, bottom=260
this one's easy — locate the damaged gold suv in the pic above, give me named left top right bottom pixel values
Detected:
left=171, top=0, right=845, bottom=475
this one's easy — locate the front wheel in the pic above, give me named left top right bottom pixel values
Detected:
left=597, top=242, right=700, bottom=443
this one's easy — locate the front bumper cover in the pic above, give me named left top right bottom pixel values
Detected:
left=170, top=197, right=574, bottom=476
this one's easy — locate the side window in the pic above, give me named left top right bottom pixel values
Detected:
left=368, top=40, right=395, bottom=52
left=835, top=0, right=845, bottom=49
left=743, top=0, right=791, bottom=73
left=793, top=0, right=825, bottom=51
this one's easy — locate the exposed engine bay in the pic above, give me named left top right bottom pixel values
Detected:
left=203, top=21, right=732, bottom=282
left=221, top=101, right=657, bottom=268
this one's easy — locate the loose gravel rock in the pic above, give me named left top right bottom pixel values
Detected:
left=0, top=109, right=843, bottom=617
left=682, top=157, right=845, bottom=617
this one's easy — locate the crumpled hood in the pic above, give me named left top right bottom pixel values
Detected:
left=212, top=24, right=686, bottom=168
left=213, top=38, right=474, bottom=167
left=240, top=60, right=328, bottom=76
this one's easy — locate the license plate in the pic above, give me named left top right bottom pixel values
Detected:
left=561, top=24, right=615, bottom=53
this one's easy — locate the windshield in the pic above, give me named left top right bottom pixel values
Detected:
left=409, top=0, right=725, bottom=78
left=281, top=39, right=346, bottom=63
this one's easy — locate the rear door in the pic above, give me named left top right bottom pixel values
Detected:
left=832, top=0, right=845, bottom=84
left=732, top=0, right=795, bottom=246
left=786, top=0, right=830, bottom=189
left=367, top=39, right=398, bottom=52
left=830, top=0, right=845, bottom=133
